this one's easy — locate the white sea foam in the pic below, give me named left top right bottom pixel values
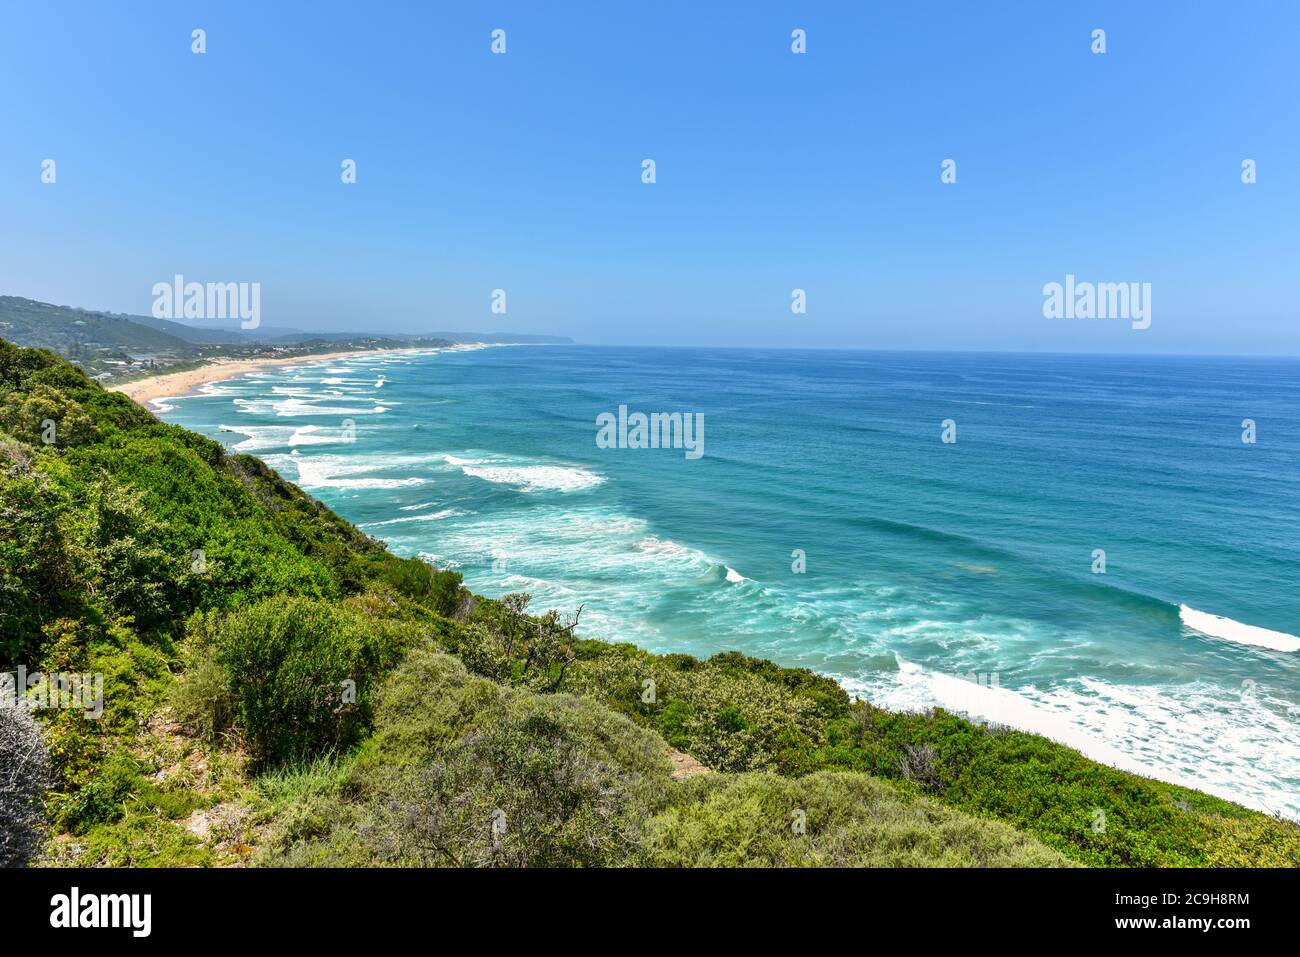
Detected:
left=221, top=424, right=290, bottom=451
left=500, top=573, right=554, bottom=590
left=288, top=425, right=350, bottom=446
left=232, top=397, right=278, bottom=416
left=420, top=504, right=760, bottom=653
left=635, top=537, right=690, bottom=556
left=271, top=397, right=391, bottom=417
left=1179, top=605, right=1300, bottom=653
left=220, top=424, right=353, bottom=451
left=443, top=453, right=605, bottom=492
left=282, top=453, right=426, bottom=491
left=845, top=660, right=1300, bottom=819
left=360, top=509, right=459, bottom=528
left=319, top=377, right=371, bottom=386
left=461, top=464, right=604, bottom=492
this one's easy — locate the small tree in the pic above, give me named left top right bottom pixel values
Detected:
left=523, top=606, right=581, bottom=692
left=469, top=594, right=580, bottom=691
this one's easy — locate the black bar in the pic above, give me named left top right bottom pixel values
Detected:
left=2, top=867, right=1284, bottom=942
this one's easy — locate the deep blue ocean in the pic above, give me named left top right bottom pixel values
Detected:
left=158, top=346, right=1300, bottom=817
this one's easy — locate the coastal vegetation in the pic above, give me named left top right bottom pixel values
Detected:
left=1, top=338, right=1296, bottom=868
left=0, top=296, right=492, bottom=383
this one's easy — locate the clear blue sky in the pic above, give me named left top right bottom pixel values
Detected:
left=2, top=1, right=1297, bottom=352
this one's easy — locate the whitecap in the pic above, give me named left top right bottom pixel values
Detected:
left=360, top=509, right=459, bottom=527
left=459, top=464, right=605, bottom=492
left=846, top=660, right=1300, bottom=819
left=272, top=397, right=391, bottom=417
left=285, top=453, right=427, bottom=491
left=1179, top=605, right=1300, bottom=653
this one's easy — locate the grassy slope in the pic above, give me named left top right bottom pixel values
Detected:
left=1, top=339, right=1295, bottom=868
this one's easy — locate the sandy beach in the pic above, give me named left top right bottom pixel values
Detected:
left=109, top=348, right=410, bottom=410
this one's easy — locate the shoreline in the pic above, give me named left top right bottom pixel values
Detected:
left=124, top=344, right=1295, bottom=822
left=108, top=347, right=422, bottom=410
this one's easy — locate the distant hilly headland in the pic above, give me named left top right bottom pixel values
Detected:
left=0, top=295, right=572, bottom=383
left=1, top=335, right=1297, bottom=868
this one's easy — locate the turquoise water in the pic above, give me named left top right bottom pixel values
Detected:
left=158, top=346, right=1300, bottom=817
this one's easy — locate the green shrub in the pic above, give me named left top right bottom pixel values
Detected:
left=368, top=695, right=672, bottom=867
left=0, top=464, right=77, bottom=661
left=168, top=648, right=235, bottom=744
left=66, top=480, right=177, bottom=633
left=443, top=594, right=577, bottom=691
left=1205, top=814, right=1300, bottom=867
left=378, top=556, right=465, bottom=617
left=215, top=597, right=409, bottom=766
left=657, top=700, right=692, bottom=750
left=270, top=649, right=674, bottom=867
left=0, top=384, right=99, bottom=447
left=57, top=812, right=212, bottom=867
left=643, top=771, right=1070, bottom=867
left=565, top=648, right=824, bottom=774
left=813, top=701, right=1300, bottom=867
left=47, top=751, right=143, bottom=834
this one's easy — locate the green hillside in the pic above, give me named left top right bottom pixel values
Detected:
left=0, top=297, right=198, bottom=360
left=126, top=312, right=250, bottom=344
left=0, top=339, right=1296, bottom=868
left=0, top=297, right=462, bottom=383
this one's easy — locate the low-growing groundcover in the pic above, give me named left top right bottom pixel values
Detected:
left=0, top=339, right=1296, bottom=868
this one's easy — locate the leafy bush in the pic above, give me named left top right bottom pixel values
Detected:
left=1204, top=813, right=1300, bottom=867
left=66, top=480, right=177, bottom=632
left=564, top=646, right=824, bottom=774
left=377, top=556, right=466, bottom=618
left=643, top=771, right=1070, bottom=867
left=214, top=597, right=409, bottom=766
left=443, top=594, right=578, bottom=691
left=365, top=696, right=671, bottom=867
left=46, top=750, right=143, bottom=835
left=0, top=465, right=76, bottom=660
left=270, top=649, right=674, bottom=867
left=168, top=648, right=235, bottom=745
left=0, top=384, right=99, bottom=447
